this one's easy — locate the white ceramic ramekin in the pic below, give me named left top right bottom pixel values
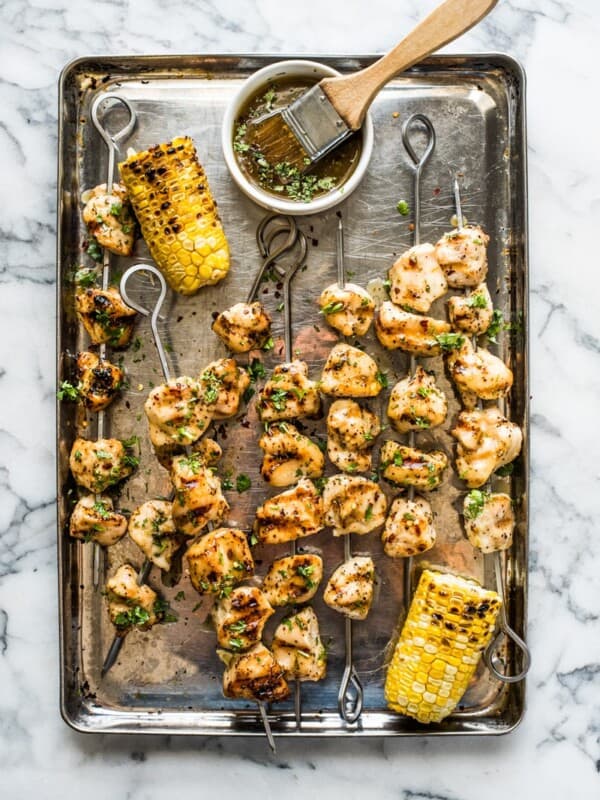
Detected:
left=221, top=59, right=374, bottom=216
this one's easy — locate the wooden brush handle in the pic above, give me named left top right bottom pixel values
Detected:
left=320, top=0, right=498, bottom=130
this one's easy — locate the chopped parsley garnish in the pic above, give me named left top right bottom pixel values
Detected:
left=109, top=202, right=122, bottom=217
left=270, top=388, right=288, bottom=411
left=296, top=564, right=315, bottom=589
left=229, top=620, right=247, bottom=634
left=92, top=501, right=110, bottom=520
left=364, top=504, right=374, bottom=521
left=435, top=332, right=465, bottom=351
left=247, top=358, right=266, bottom=382
left=396, top=200, right=410, bottom=216
left=495, top=463, right=514, bottom=477
left=417, top=386, right=432, bottom=398
left=262, top=336, right=274, bottom=351
left=174, top=591, right=185, bottom=602
left=86, top=240, right=103, bottom=262
left=74, top=267, right=97, bottom=288
left=229, top=637, right=245, bottom=650
left=393, top=451, right=404, bottom=467
left=467, top=292, right=488, bottom=309
left=376, top=370, right=389, bottom=388
left=153, top=598, right=177, bottom=623
left=464, top=489, right=488, bottom=520
left=321, top=300, right=345, bottom=316
left=57, top=380, right=80, bottom=401
left=236, top=473, right=252, bottom=493
left=201, top=368, right=222, bottom=404
left=486, top=309, right=505, bottom=343
left=114, top=605, right=150, bottom=629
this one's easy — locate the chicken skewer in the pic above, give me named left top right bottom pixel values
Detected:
left=330, top=217, right=365, bottom=725
left=452, top=179, right=529, bottom=682
left=87, top=94, right=137, bottom=587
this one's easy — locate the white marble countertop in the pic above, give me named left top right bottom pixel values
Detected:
left=1, top=0, right=599, bottom=797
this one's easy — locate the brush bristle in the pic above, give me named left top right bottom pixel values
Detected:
left=250, top=112, right=310, bottom=174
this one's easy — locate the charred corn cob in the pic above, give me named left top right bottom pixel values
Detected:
left=119, top=137, right=229, bottom=295
left=385, top=569, right=501, bottom=724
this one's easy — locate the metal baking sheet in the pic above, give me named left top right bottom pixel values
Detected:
left=57, top=54, right=528, bottom=736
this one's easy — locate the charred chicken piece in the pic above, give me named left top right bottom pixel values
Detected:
left=170, top=452, right=229, bottom=536
left=272, top=606, right=327, bottom=682
left=76, top=351, right=124, bottom=412
left=447, top=282, right=494, bottom=334
left=375, top=302, right=451, bottom=355
left=452, top=408, right=522, bottom=489
left=105, top=564, right=158, bottom=632
left=254, top=479, right=324, bottom=544
left=259, top=423, right=324, bottom=487
left=382, top=495, right=436, bottom=558
left=186, top=527, right=254, bottom=597
left=318, top=283, right=375, bottom=336
left=219, top=642, right=289, bottom=702
left=199, top=358, right=250, bottom=419
left=212, top=302, right=272, bottom=353
left=446, top=338, right=513, bottom=409
left=144, top=376, right=213, bottom=449
left=388, top=243, right=447, bottom=313
left=326, top=399, right=381, bottom=474
left=380, top=441, right=448, bottom=492
left=69, top=494, right=128, bottom=546
left=322, top=474, right=387, bottom=536
left=154, top=435, right=222, bottom=472
left=69, top=437, right=136, bottom=492
left=323, top=556, right=375, bottom=621
left=320, top=343, right=383, bottom=398
left=387, top=366, right=447, bottom=434
left=262, top=554, right=323, bottom=607
left=82, top=182, right=136, bottom=257
left=75, top=287, right=137, bottom=347
left=128, top=500, right=178, bottom=572
left=463, top=490, right=515, bottom=554
left=435, top=225, right=490, bottom=288
left=258, top=360, right=321, bottom=422
left=212, top=586, right=274, bottom=651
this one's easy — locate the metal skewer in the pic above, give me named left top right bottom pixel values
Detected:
left=334, top=216, right=364, bottom=725
left=254, top=213, right=308, bottom=733
left=89, top=93, right=136, bottom=587
left=399, top=114, right=436, bottom=613
left=452, top=179, right=530, bottom=683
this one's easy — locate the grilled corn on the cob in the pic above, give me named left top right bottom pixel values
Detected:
left=385, top=569, right=501, bottom=724
left=119, top=136, right=229, bottom=295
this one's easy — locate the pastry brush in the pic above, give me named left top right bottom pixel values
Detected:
left=251, top=0, right=498, bottom=173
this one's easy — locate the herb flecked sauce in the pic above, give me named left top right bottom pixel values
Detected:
left=233, top=78, right=363, bottom=203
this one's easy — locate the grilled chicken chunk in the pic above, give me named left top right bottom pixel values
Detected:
left=212, top=302, right=272, bottom=353
left=75, top=287, right=137, bottom=347
left=387, top=366, right=447, bottom=433
left=318, top=283, right=375, bottom=336
left=323, top=474, right=387, bottom=536
left=323, top=556, right=375, bottom=621
left=463, top=490, right=515, bottom=553
left=326, top=399, right=381, bottom=473
left=447, top=282, right=494, bottom=334
left=258, top=360, right=321, bottom=422
left=320, top=343, right=383, bottom=398
left=170, top=452, right=229, bottom=536
left=446, top=338, right=513, bottom=409
left=186, top=527, right=254, bottom=596
left=154, top=434, right=222, bottom=472
left=82, top=182, right=136, bottom=257
left=76, top=351, right=123, bottom=412
left=380, top=441, right=448, bottom=491
left=435, top=226, right=490, bottom=288
left=272, top=606, right=327, bottom=682
left=375, top=302, right=451, bottom=355
left=213, top=586, right=274, bottom=652
left=259, top=423, right=324, bottom=487
left=262, top=554, right=323, bottom=607
left=69, top=494, right=128, bottom=546
left=105, top=564, right=158, bottom=631
left=128, top=500, right=178, bottom=571
left=144, top=376, right=213, bottom=449
left=452, top=408, right=522, bottom=488
left=254, top=479, right=324, bottom=544
left=388, top=243, right=448, bottom=313
left=199, top=358, right=250, bottom=419
left=69, top=437, right=136, bottom=492
left=219, top=642, right=289, bottom=702
left=382, top=495, right=436, bottom=558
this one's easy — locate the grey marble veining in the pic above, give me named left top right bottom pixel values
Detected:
left=1, top=0, right=600, bottom=797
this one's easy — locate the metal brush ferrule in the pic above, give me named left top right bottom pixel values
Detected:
left=282, top=84, right=352, bottom=163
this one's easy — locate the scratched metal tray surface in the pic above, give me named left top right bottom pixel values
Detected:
left=57, top=54, right=528, bottom=736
